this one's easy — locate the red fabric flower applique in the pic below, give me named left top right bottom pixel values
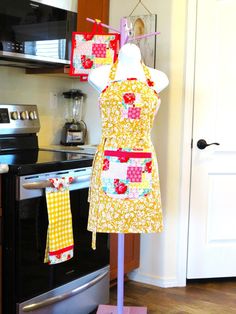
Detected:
left=145, top=161, right=152, bottom=173
left=81, top=55, right=93, bottom=69
left=118, top=155, right=130, bottom=163
left=114, top=179, right=120, bottom=187
left=109, top=39, right=117, bottom=50
left=123, top=93, right=136, bottom=104
left=83, top=33, right=94, bottom=41
left=147, top=79, right=155, bottom=87
left=103, top=158, right=110, bottom=170
left=58, top=183, right=63, bottom=190
left=115, top=182, right=128, bottom=194
left=56, top=253, right=62, bottom=260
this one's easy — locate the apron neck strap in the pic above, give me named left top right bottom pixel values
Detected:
left=108, top=60, right=152, bottom=82
left=142, top=62, right=152, bottom=80
left=108, top=60, right=118, bottom=81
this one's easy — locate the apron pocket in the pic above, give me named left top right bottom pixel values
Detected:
left=101, top=148, right=152, bottom=199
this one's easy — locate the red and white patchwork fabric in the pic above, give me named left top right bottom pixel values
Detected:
left=88, top=61, right=163, bottom=249
left=44, top=177, right=74, bottom=265
left=127, top=166, right=142, bottom=182
left=70, top=28, right=120, bottom=80
left=128, top=107, right=141, bottom=119
left=101, top=148, right=152, bottom=199
left=92, top=43, right=107, bottom=58
left=122, top=92, right=142, bottom=120
left=77, top=41, right=93, bottom=55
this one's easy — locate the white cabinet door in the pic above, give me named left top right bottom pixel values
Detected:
left=187, top=0, right=236, bottom=278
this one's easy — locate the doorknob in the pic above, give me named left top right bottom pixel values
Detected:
left=197, top=139, right=220, bottom=150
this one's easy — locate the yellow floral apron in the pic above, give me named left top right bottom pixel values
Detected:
left=88, top=61, right=163, bottom=249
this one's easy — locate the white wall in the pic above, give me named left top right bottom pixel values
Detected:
left=109, top=0, right=188, bottom=287
left=0, top=67, right=101, bottom=146
left=72, top=81, right=102, bottom=145
left=0, top=67, right=71, bottom=145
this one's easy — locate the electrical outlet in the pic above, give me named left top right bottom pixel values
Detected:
left=49, top=92, right=58, bottom=108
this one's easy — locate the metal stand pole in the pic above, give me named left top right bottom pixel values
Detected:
left=117, top=233, right=125, bottom=314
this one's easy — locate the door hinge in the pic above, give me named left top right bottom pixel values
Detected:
left=191, top=139, right=193, bottom=149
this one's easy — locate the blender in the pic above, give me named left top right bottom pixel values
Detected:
left=61, top=89, right=87, bottom=145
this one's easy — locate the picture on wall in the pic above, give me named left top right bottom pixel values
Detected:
left=126, top=14, right=157, bottom=68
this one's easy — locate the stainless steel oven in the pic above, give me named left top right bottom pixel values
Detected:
left=0, top=104, right=109, bottom=314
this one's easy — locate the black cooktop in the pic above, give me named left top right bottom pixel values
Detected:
left=0, top=149, right=93, bottom=175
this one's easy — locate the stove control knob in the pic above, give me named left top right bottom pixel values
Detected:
left=29, top=111, right=35, bottom=120
left=20, top=111, right=28, bottom=120
left=11, top=111, right=19, bottom=120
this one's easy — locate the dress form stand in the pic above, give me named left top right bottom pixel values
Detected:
left=87, top=17, right=163, bottom=314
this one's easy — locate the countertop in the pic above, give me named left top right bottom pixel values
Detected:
left=40, top=144, right=98, bottom=155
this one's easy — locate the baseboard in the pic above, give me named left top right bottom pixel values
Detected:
left=128, top=270, right=179, bottom=288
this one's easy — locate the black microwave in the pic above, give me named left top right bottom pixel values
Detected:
left=0, top=0, right=77, bottom=67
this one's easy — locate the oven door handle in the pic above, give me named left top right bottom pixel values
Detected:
left=22, top=269, right=109, bottom=312
left=73, top=174, right=91, bottom=184
left=22, top=174, right=91, bottom=190
left=22, top=180, right=52, bottom=189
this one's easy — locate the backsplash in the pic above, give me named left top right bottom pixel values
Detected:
left=0, top=67, right=101, bottom=146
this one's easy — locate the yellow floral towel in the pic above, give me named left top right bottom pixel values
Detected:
left=44, top=177, right=74, bottom=265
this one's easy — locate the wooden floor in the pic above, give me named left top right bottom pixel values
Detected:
left=108, top=279, right=236, bottom=314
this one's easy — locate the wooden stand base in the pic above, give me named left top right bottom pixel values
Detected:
left=96, top=304, right=147, bottom=314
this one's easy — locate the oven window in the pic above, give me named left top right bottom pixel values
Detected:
left=16, top=188, right=109, bottom=302
left=16, top=196, right=52, bottom=301
left=53, top=188, right=109, bottom=288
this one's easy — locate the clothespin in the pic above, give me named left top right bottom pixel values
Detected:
left=126, top=21, right=133, bottom=38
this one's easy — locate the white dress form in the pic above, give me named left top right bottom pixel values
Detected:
left=89, top=43, right=169, bottom=314
left=88, top=43, right=169, bottom=94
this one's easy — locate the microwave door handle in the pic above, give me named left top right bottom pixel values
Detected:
left=22, top=269, right=109, bottom=312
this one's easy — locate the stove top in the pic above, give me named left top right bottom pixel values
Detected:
left=0, top=149, right=93, bottom=175
left=0, top=105, right=94, bottom=175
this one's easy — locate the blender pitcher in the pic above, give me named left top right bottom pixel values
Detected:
left=61, top=89, right=87, bottom=145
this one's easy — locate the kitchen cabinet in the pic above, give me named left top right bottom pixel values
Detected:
left=77, top=0, right=109, bottom=32
left=26, top=0, right=110, bottom=77
left=110, top=234, right=140, bottom=284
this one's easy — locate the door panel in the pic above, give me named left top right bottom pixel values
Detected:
left=187, top=0, right=236, bottom=278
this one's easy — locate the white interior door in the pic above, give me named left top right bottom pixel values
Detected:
left=187, top=0, right=236, bottom=279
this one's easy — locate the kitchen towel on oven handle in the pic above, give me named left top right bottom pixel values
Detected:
left=70, top=20, right=120, bottom=81
left=44, top=177, right=74, bottom=265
